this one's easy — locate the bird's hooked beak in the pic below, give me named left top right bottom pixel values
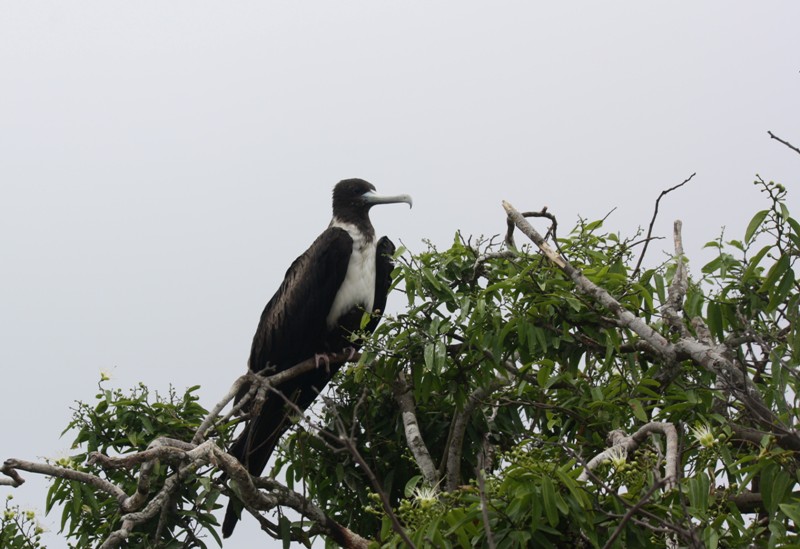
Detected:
left=362, top=191, right=413, bottom=209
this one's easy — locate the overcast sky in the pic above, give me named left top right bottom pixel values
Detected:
left=1, top=2, right=798, bottom=547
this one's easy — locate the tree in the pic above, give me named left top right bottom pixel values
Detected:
left=3, top=135, right=799, bottom=548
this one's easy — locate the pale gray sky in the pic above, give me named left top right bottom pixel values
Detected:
left=1, top=2, right=798, bottom=547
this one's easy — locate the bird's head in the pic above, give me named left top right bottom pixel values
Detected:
left=332, top=179, right=413, bottom=221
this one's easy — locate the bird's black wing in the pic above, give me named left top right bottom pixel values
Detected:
left=223, top=227, right=352, bottom=538
left=248, top=227, right=354, bottom=372
left=366, top=236, right=396, bottom=333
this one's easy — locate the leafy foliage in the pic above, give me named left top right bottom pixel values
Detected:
left=46, top=383, right=223, bottom=548
left=286, top=177, right=799, bottom=548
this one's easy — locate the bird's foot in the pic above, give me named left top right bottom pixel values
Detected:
left=344, top=346, right=358, bottom=361
left=314, top=353, right=331, bottom=374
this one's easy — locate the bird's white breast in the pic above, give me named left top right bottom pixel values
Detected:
left=327, top=220, right=376, bottom=329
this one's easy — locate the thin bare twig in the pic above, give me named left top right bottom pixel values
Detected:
left=768, top=130, right=800, bottom=156
left=633, top=173, right=696, bottom=277
left=602, top=479, right=667, bottom=549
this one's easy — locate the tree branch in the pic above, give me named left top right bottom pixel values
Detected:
left=633, top=173, right=696, bottom=277
left=445, top=377, right=509, bottom=492
left=662, top=220, right=689, bottom=336
left=3, top=458, right=128, bottom=504
left=320, top=413, right=416, bottom=549
left=393, top=373, right=439, bottom=486
left=577, top=422, right=679, bottom=490
left=768, top=130, right=800, bottom=156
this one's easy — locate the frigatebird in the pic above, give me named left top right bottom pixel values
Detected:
left=222, top=178, right=412, bottom=537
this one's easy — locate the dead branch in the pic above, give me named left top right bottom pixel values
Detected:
left=0, top=463, right=25, bottom=487
left=505, top=207, right=559, bottom=250
left=252, top=476, right=369, bottom=549
left=768, top=130, right=800, bottom=156
left=194, top=351, right=360, bottom=445
left=3, top=350, right=371, bottom=548
left=633, top=173, right=696, bottom=276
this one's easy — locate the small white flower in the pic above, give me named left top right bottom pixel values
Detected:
left=690, top=424, right=716, bottom=449
left=412, top=485, right=439, bottom=508
left=608, top=445, right=628, bottom=470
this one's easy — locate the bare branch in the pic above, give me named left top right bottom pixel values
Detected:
left=0, top=463, right=25, bottom=487
left=192, top=374, right=250, bottom=444
left=662, top=220, right=690, bottom=337
left=633, top=173, right=696, bottom=276
left=192, top=350, right=360, bottom=447
left=445, top=377, right=509, bottom=492
left=602, top=479, right=667, bottom=549
left=393, top=373, right=439, bottom=486
left=578, top=422, right=679, bottom=489
left=3, top=458, right=127, bottom=504
left=768, top=130, right=800, bottom=156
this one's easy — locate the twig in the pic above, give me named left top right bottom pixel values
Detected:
left=325, top=420, right=417, bottom=549
left=251, top=476, right=369, bottom=548
left=602, top=479, right=667, bottom=549
left=768, top=131, right=800, bottom=156
left=633, top=173, right=696, bottom=277
left=562, top=442, right=697, bottom=544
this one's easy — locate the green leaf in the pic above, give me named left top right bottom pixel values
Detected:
left=541, top=476, right=559, bottom=527
left=741, top=245, right=771, bottom=282
left=629, top=399, right=648, bottom=422
left=706, top=301, right=723, bottom=340
left=423, top=343, right=434, bottom=371
left=779, top=503, right=800, bottom=525
left=760, top=253, right=790, bottom=294
left=403, top=475, right=422, bottom=498
left=768, top=268, right=795, bottom=312
left=745, top=209, right=769, bottom=243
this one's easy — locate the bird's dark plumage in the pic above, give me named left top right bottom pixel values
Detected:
left=222, top=179, right=410, bottom=537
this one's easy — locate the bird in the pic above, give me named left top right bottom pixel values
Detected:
left=222, top=178, right=412, bottom=538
